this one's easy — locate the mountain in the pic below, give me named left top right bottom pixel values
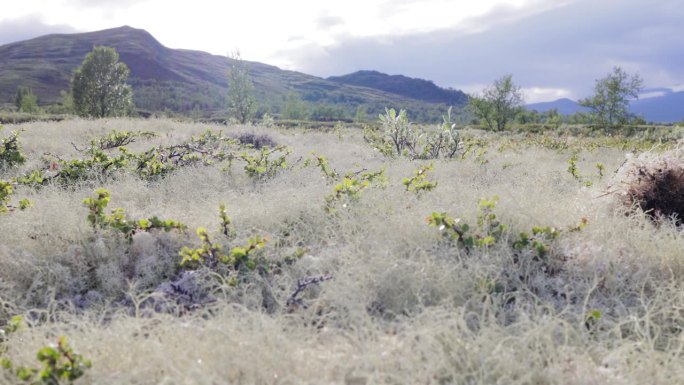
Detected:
left=528, top=93, right=684, bottom=123
left=327, top=70, right=468, bottom=106
left=0, top=26, right=463, bottom=120
left=630, top=91, right=684, bottom=123
left=526, top=98, right=589, bottom=116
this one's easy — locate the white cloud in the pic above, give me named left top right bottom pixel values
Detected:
left=0, top=0, right=542, bottom=59
left=1, top=0, right=683, bottom=101
left=523, top=87, right=572, bottom=104
left=638, top=91, right=667, bottom=99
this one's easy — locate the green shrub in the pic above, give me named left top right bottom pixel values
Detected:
left=304, top=152, right=339, bottom=182
left=239, top=145, right=290, bottom=180
left=422, top=107, right=462, bottom=159
left=0, top=180, right=14, bottom=213
left=86, top=129, right=155, bottom=151
left=428, top=196, right=580, bottom=257
left=369, top=108, right=467, bottom=160
left=83, top=188, right=185, bottom=239
left=0, top=126, right=26, bottom=168
left=379, top=108, right=419, bottom=156
left=403, top=164, right=438, bottom=193
left=324, top=168, right=387, bottom=213
left=2, top=336, right=91, bottom=384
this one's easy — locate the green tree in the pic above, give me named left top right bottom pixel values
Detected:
left=354, top=105, right=368, bottom=123
left=282, top=92, right=309, bottom=120
left=14, top=86, right=38, bottom=113
left=71, top=46, right=133, bottom=118
left=227, top=50, right=256, bottom=124
left=468, top=74, right=524, bottom=131
left=516, top=109, right=541, bottom=124
left=579, top=66, right=643, bottom=127
left=59, top=90, right=74, bottom=113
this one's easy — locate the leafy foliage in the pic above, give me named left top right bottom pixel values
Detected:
left=179, top=228, right=229, bottom=270
left=227, top=50, right=256, bottom=124
left=422, top=107, right=462, bottom=159
left=379, top=108, right=419, bottom=156
left=305, top=152, right=339, bottom=182
left=368, top=108, right=465, bottom=159
left=403, top=164, right=438, bottom=193
left=87, top=129, right=155, bottom=151
left=579, top=66, right=643, bottom=127
left=429, top=197, right=585, bottom=263
left=14, top=87, right=39, bottom=114
left=2, top=336, right=91, bottom=385
left=512, top=226, right=560, bottom=258
left=566, top=151, right=593, bottom=187
left=218, top=203, right=235, bottom=239
left=468, top=74, right=524, bottom=131
left=238, top=145, right=291, bottom=180
left=0, top=126, right=27, bottom=168
left=72, top=46, right=133, bottom=118
left=179, top=228, right=269, bottom=286
left=83, top=188, right=185, bottom=239
left=0, top=180, right=13, bottom=213
left=324, top=168, right=387, bottom=213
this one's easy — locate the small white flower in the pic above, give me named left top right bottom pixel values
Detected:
left=439, top=225, right=445, bottom=231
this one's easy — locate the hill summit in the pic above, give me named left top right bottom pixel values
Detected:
left=328, top=70, right=467, bottom=106
left=0, top=26, right=466, bottom=120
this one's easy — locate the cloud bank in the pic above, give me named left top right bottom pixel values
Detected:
left=270, top=0, right=684, bottom=101
left=0, top=15, right=77, bottom=46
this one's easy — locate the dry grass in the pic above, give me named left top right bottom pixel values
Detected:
left=0, top=118, right=682, bottom=384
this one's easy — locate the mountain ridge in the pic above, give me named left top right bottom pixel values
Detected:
left=0, top=26, right=465, bottom=120
left=327, top=70, right=468, bottom=106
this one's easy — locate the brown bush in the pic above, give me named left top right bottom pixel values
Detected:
left=621, top=152, right=684, bottom=224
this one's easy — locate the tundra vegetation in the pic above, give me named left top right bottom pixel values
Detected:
left=0, top=115, right=683, bottom=384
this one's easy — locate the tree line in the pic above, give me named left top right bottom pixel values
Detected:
left=468, top=67, right=644, bottom=131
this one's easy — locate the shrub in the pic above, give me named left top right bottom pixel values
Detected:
left=428, top=196, right=582, bottom=258
left=379, top=108, right=420, bottom=156
left=0, top=180, right=14, bottom=213
left=403, top=164, right=438, bottom=193
left=422, top=107, right=462, bottom=159
left=619, top=150, right=684, bottom=224
left=369, top=108, right=465, bottom=160
left=83, top=188, right=186, bottom=239
left=234, top=132, right=277, bottom=149
left=2, top=336, right=91, bottom=384
left=0, top=126, right=26, bottom=168
left=238, top=145, right=291, bottom=180
left=324, top=168, right=387, bottom=213
left=86, top=129, right=156, bottom=151
left=304, top=152, right=339, bottom=182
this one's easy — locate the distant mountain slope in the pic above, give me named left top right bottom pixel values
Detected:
left=526, top=98, right=589, bottom=115
left=0, top=26, right=460, bottom=120
left=631, top=91, right=684, bottom=123
left=328, top=70, right=468, bottom=106
left=528, top=93, right=684, bottom=123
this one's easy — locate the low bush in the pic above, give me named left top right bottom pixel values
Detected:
left=233, top=132, right=277, bottom=149
left=618, top=148, right=684, bottom=224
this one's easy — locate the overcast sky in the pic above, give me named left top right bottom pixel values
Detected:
left=1, top=0, right=682, bottom=103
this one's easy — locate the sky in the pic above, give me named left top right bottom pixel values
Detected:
left=1, top=0, right=683, bottom=103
